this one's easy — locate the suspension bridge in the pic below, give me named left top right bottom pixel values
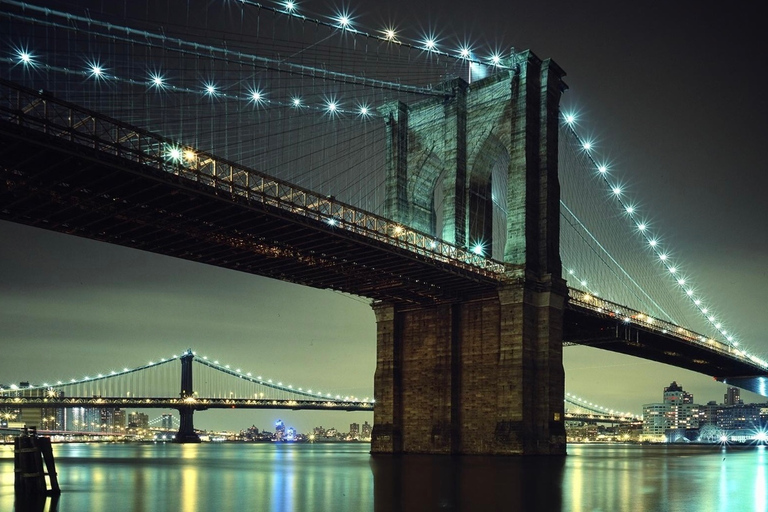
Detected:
left=0, top=0, right=765, bottom=455
left=0, top=348, right=635, bottom=445
left=0, top=349, right=371, bottom=442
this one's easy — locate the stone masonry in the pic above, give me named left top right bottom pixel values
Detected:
left=372, top=50, right=568, bottom=455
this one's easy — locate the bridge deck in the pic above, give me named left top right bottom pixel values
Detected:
left=565, top=302, right=768, bottom=394
left=0, top=397, right=372, bottom=412
left=0, top=116, right=500, bottom=305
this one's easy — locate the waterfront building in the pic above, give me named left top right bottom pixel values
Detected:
left=349, top=423, right=360, bottom=439
left=718, top=404, right=761, bottom=430
left=642, top=382, right=700, bottom=441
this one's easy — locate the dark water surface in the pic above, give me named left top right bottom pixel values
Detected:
left=1, top=442, right=766, bottom=511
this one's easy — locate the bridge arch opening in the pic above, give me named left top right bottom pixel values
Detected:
left=409, top=152, right=445, bottom=237
left=468, top=136, right=509, bottom=260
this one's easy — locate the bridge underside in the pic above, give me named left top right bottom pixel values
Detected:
left=0, top=120, right=499, bottom=306
left=564, top=305, right=768, bottom=395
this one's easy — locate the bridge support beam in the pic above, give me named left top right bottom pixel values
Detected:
left=371, top=277, right=566, bottom=455
left=174, top=350, right=201, bottom=443
left=174, top=407, right=201, bottom=444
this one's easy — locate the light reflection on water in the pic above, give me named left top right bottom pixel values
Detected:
left=1, top=443, right=768, bottom=511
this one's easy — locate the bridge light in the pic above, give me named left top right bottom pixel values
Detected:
left=701, top=308, right=708, bottom=314
left=97, top=374, right=103, bottom=378
left=686, top=289, right=694, bottom=296
left=659, top=253, right=668, bottom=261
left=149, top=73, right=166, bottom=89
left=247, top=372, right=252, bottom=377
left=251, top=90, right=263, bottom=102
left=638, top=223, right=647, bottom=232
left=291, top=97, right=302, bottom=108
left=167, top=147, right=182, bottom=162
left=335, top=13, right=352, bottom=29
left=668, top=266, right=677, bottom=274
left=326, top=101, right=338, bottom=113
left=88, top=64, right=104, bottom=79
left=203, top=82, right=217, bottom=96
left=625, top=206, right=635, bottom=214
left=284, top=1, right=296, bottom=12
left=472, top=244, right=484, bottom=256
left=708, top=316, right=715, bottom=322
left=648, top=239, right=658, bottom=247
left=458, top=46, right=471, bottom=59
left=612, top=186, right=622, bottom=196
left=564, top=113, right=576, bottom=125
left=17, top=50, right=34, bottom=66
left=677, top=278, right=685, bottom=285
left=490, top=53, right=501, bottom=65
left=598, top=165, right=608, bottom=173
left=582, top=141, right=592, bottom=151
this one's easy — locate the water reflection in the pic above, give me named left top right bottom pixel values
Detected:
left=3, top=443, right=768, bottom=511
left=371, top=453, right=565, bottom=511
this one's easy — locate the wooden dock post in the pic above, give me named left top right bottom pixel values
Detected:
left=13, top=426, right=61, bottom=496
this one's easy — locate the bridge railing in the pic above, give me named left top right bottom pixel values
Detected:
left=567, top=287, right=767, bottom=369
left=0, top=79, right=506, bottom=279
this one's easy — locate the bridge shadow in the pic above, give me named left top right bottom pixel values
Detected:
left=370, top=454, right=565, bottom=511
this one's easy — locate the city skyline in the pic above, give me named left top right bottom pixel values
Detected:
left=1, top=1, right=767, bottom=433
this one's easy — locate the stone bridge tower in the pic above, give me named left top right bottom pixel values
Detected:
left=372, top=50, right=568, bottom=455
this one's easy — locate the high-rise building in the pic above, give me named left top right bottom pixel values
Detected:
left=274, top=419, right=286, bottom=441
left=113, top=409, right=126, bottom=432
left=361, top=421, right=372, bottom=440
left=161, top=414, right=173, bottom=429
left=349, top=422, right=360, bottom=439
left=128, top=411, right=149, bottom=430
left=724, top=387, right=741, bottom=406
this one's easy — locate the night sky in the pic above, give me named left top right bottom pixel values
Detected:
left=1, top=1, right=767, bottom=432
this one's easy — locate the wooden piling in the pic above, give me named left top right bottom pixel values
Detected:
left=13, top=427, right=61, bottom=495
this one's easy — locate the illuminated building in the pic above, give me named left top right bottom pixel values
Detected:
left=724, top=387, right=741, bottom=406
left=642, top=382, right=700, bottom=440
left=361, top=421, right=372, bottom=440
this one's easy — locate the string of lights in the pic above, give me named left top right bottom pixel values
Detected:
left=561, top=114, right=749, bottom=356
left=0, top=350, right=363, bottom=402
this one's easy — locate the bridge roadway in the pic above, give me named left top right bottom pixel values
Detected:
left=1, top=80, right=766, bottom=394
left=0, top=397, right=372, bottom=412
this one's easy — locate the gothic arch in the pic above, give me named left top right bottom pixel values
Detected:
left=467, top=134, right=510, bottom=260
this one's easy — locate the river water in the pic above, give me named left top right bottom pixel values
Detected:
left=1, top=442, right=766, bottom=511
